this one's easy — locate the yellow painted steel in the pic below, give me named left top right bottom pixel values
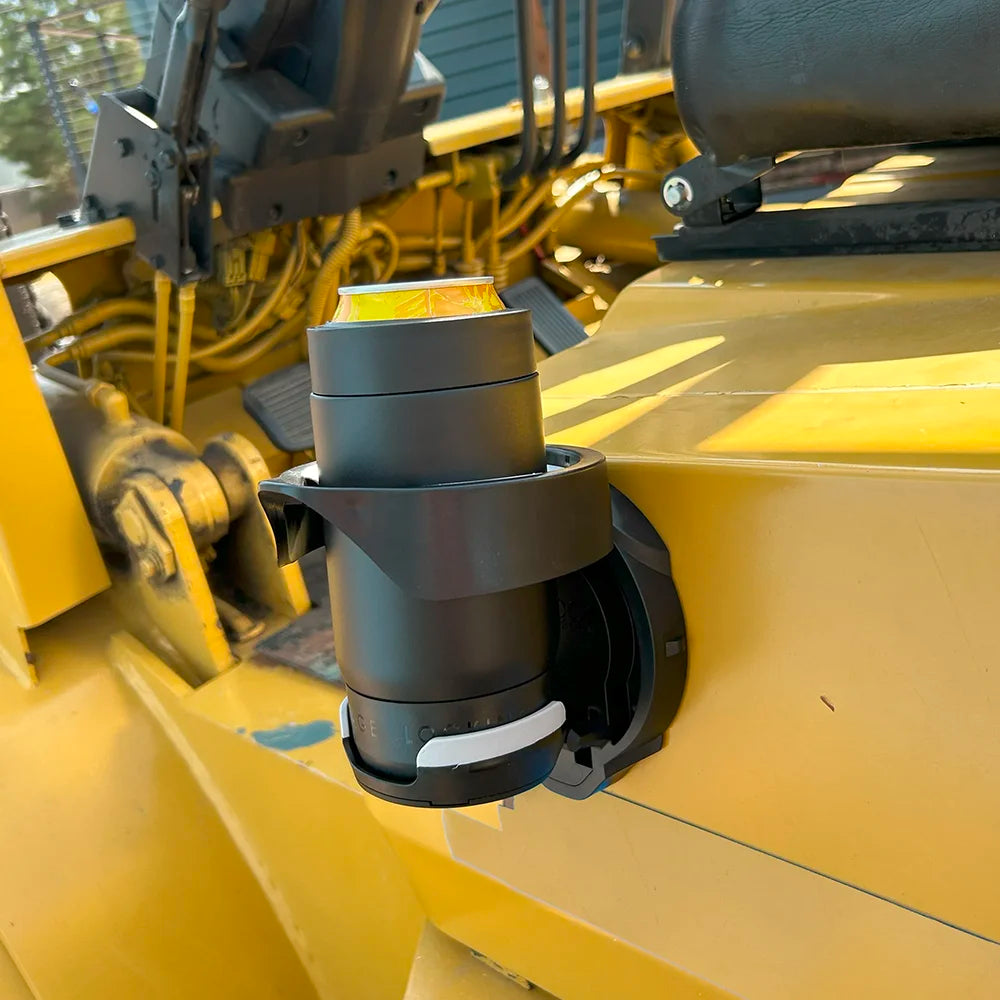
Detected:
left=0, top=217, right=135, bottom=280
left=424, top=70, right=674, bottom=156
left=0, top=288, right=108, bottom=682
left=403, top=923, right=556, bottom=998
left=102, top=582, right=1000, bottom=999
left=0, top=940, right=32, bottom=1000
left=540, top=253, right=1000, bottom=946
left=0, top=599, right=320, bottom=1000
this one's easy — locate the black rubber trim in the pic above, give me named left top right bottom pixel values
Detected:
left=259, top=444, right=612, bottom=600
left=657, top=198, right=1000, bottom=260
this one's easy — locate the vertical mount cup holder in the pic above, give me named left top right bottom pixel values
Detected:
left=257, top=283, right=686, bottom=807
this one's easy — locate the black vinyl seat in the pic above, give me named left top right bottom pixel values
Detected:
left=672, top=0, right=1000, bottom=167
left=655, top=0, right=1000, bottom=258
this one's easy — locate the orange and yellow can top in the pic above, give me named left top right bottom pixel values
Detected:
left=334, top=277, right=504, bottom=323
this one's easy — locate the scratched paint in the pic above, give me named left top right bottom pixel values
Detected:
left=251, top=720, right=335, bottom=750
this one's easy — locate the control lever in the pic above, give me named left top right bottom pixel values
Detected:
left=155, top=0, right=228, bottom=151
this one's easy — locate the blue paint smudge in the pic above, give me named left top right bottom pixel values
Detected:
left=236, top=727, right=246, bottom=735
left=251, top=720, right=335, bottom=750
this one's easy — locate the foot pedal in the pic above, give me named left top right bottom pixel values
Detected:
left=499, top=276, right=587, bottom=355
left=242, top=362, right=313, bottom=452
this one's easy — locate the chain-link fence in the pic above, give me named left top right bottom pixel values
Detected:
left=0, top=0, right=156, bottom=223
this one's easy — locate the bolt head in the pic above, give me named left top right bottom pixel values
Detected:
left=137, top=554, right=158, bottom=580
left=663, top=176, right=694, bottom=210
left=117, top=504, right=148, bottom=547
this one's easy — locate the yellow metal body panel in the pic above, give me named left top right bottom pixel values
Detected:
left=0, top=599, right=319, bottom=999
left=424, top=70, right=673, bottom=156
left=540, top=253, right=1000, bottom=944
left=0, top=290, right=108, bottom=644
left=0, top=940, right=32, bottom=1000
left=403, top=923, right=555, bottom=998
left=96, top=602, right=1000, bottom=999
left=0, top=218, right=135, bottom=281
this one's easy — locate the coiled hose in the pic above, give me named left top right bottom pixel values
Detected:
left=307, top=208, right=362, bottom=326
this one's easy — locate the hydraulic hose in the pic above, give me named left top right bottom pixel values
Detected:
left=170, top=282, right=197, bottom=431
left=191, top=226, right=303, bottom=360
left=366, top=220, right=401, bottom=283
left=500, top=169, right=662, bottom=264
left=42, top=323, right=159, bottom=366
left=307, top=209, right=362, bottom=326
left=152, top=271, right=172, bottom=423
left=195, top=311, right=305, bottom=372
left=32, top=298, right=156, bottom=351
left=476, top=161, right=598, bottom=255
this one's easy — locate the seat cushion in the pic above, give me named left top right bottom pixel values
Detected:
left=673, top=0, right=1000, bottom=165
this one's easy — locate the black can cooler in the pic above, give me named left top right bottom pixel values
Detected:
left=307, top=303, right=565, bottom=801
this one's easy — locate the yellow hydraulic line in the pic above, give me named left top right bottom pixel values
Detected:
left=367, top=221, right=400, bottom=283
left=170, top=283, right=197, bottom=431
left=433, top=189, right=446, bottom=276
left=38, top=243, right=295, bottom=368
left=320, top=215, right=344, bottom=245
left=475, top=162, right=596, bottom=254
left=397, top=235, right=462, bottom=251
left=395, top=254, right=434, bottom=272
left=414, top=159, right=473, bottom=192
left=101, top=310, right=305, bottom=372
left=487, top=186, right=501, bottom=277
left=194, top=311, right=304, bottom=372
left=192, top=232, right=301, bottom=359
left=43, top=321, right=227, bottom=366
left=501, top=169, right=662, bottom=264
left=152, top=271, right=171, bottom=423
left=222, top=282, right=256, bottom=332
left=474, top=179, right=534, bottom=254
left=31, top=298, right=156, bottom=351
left=462, top=200, right=476, bottom=267
left=76, top=236, right=303, bottom=368
left=321, top=268, right=342, bottom=325
left=308, top=209, right=362, bottom=326
left=414, top=170, right=455, bottom=191
left=43, top=323, right=158, bottom=365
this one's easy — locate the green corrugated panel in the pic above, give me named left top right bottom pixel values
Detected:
left=422, top=0, right=627, bottom=120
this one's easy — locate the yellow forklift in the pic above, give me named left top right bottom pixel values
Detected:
left=2, top=0, right=1000, bottom=997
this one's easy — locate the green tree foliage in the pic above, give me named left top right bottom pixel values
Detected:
left=0, top=0, right=147, bottom=193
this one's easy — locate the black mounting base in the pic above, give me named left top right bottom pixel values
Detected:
left=545, top=488, right=687, bottom=799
